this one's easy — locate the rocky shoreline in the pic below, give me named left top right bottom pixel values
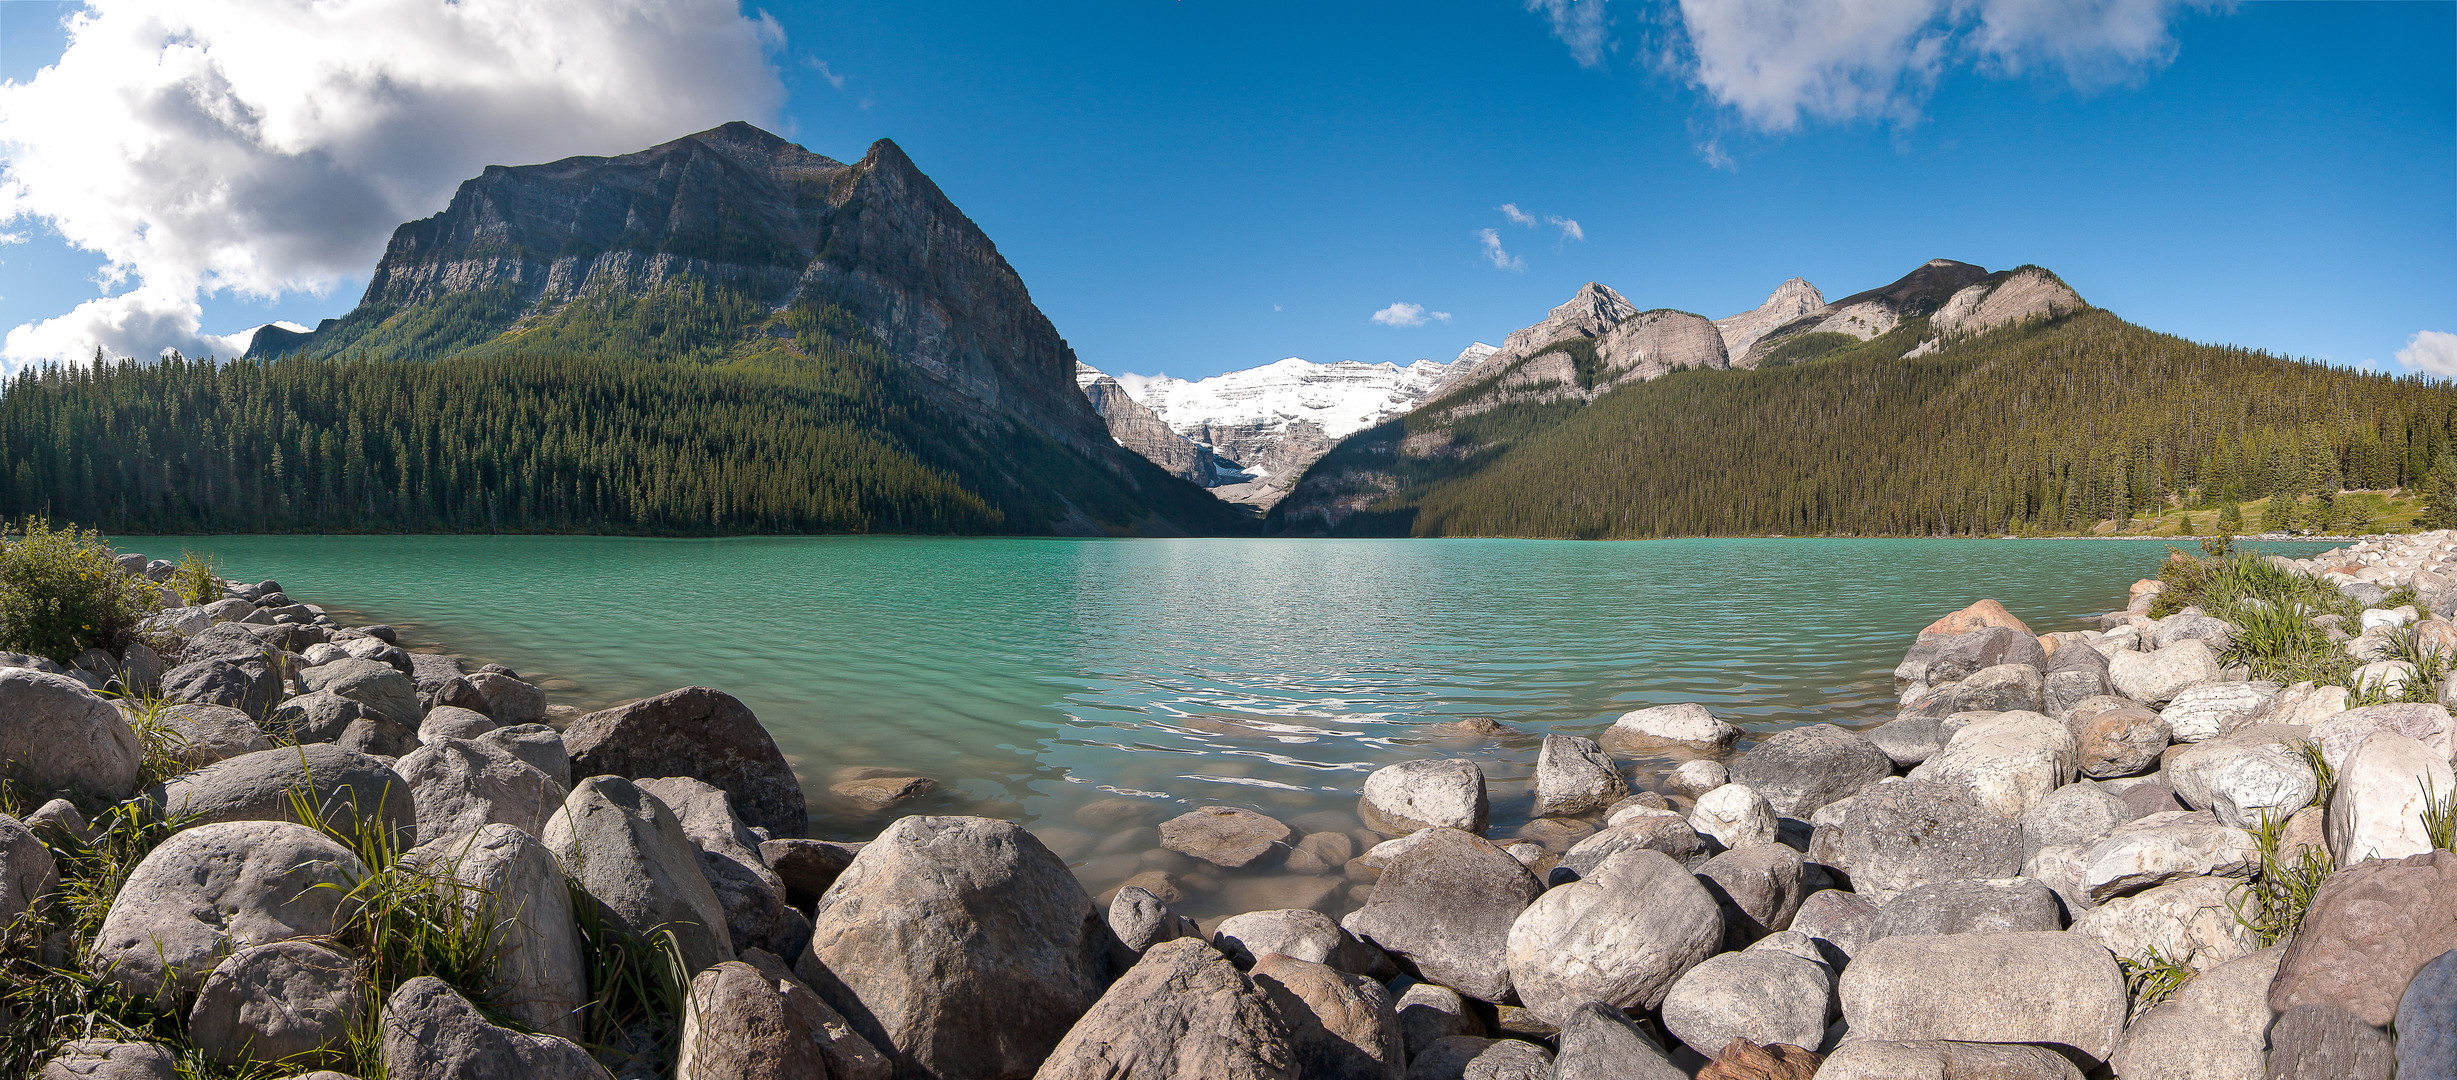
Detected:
left=5, top=533, right=2457, bottom=1078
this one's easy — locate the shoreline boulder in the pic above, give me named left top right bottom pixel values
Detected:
left=564, top=687, right=808, bottom=837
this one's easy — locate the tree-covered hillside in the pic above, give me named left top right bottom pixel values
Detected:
left=1270, top=310, right=2457, bottom=538
left=0, top=295, right=1251, bottom=536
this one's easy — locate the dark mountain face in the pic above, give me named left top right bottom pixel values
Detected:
left=238, top=122, right=1244, bottom=536
left=1828, top=258, right=2002, bottom=318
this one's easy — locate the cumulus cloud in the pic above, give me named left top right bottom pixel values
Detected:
left=0, top=0, right=787, bottom=366
left=1476, top=228, right=1526, bottom=272
left=1527, top=0, right=1612, bottom=67
left=1536, top=0, right=2216, bottom=132
left=2398, top=330, right=2457, bottom=377
left=1371, top=302, right=1452, bottom=327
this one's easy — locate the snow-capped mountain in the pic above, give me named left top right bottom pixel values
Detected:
left=1078, top=344, right=1491, bottom=508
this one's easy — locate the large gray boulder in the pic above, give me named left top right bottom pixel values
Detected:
left=2311, top=701, right=2457, bottom=770
left=1727, top=723, right=1893, bottom=819
left=1358, top=759, right=1488, bottom=835
left=1402, top=1036, right=1552, bottom=1080
left=1249, top=953, right=1405, bottom=1080
left=636, top=775, right=797, bottom=958
left=2069, top=875, right=2255, bottom=972
left=540, top=775, right=733, bottom=973
left=800, top=816, right=1116, bottom=1080
left=2068, top=698, right=2167, bottom=777
left=480, top=723, right=571, bottom=789
left=405, top=824, right=588, bottom=1040
left=1905, top=710, right=2076, bottom=820
left=1344, top=827, right=1542, bottom=1004
left=2399, top=948, right=2457, bottom=1080
left=1550, top=1002, right=1685, bottom=1080
left=2270, top=848, right=2457, bottom=1027
left=1158, top=806, right=1293, bottom=868
left=142, top=702, right=271, bottom=769
left=1503, top=848, right=1722, bottom=1023
left=2202, top=741, right=2317, bottom=828
left=2327, top=731, right=2452, bottom=862
left=1657, top=949, right=1833, bottom=1056
left=1865, top=714, right=1946, bottom=767
left=1108, top=885, right=1199, bottom=955
left=297, top=657, right=421, bottom=727
left=146, top=743, right=416, bottom=849
left=677, top=952, right=890, bottom=1080
left=1033, top=938, right=1294, bottom=1080
left=464, top=671, right=548, bottom=725
left=1816, top=1041, right=2081, bottom=1079
left=1952, top=663, right=2044, bottom=714
left=2265, top=1003, right=2396, bottom=1080
left=1789, top=889, right=1878, bottom=966
left=2017, top=781, right=2128, bottom=866
left=1550, top=815, right=1703, bottom=885
left=2106, top=640, right=2224, bottom=705
left=1839, top=931, right=2127, bottom=1065
left=2041, top=642, right=2114, bottom=718
left=1688, top=783, right=1779, bottom=849
left=89, top=820, right=365, bottom=1007
left=35, top=1040, right=182, bottom=1080
left=1864, top=878, right=2061, bottom=942
left=1837, top=780, right=2021, bottom=896
left=2077, top=810, right=2258, bottom=901
left=1923, top=627, right=2046, bottom=684
left=381, top=976, right=609, bottom=1080
left=1532, top=734, right=1625, bottom=817
left=563, top=687, right=806, bottom=837
left=1602, top=703, right=1739, bottom=749
left=187, top=940, right=362, bottom=1069
left=2105, top=946, right=2279, bottom=1079
left=0, top=813, right=58, bottom=929
left=267, top=690, right=416, bottom=757
left=2159, top=682, right=2282, bottom=743
left=0, top=667, right=141, bottom=803
left=1694, top=843, right=1806, bottom=947
left=396, top=736, right=561, bottom=843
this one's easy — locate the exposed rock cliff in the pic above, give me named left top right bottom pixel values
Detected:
left=1598, top=309, right=1730, bottom=383
left=1079, top=372, right=1217, bottom=486
left=1435, top=283, right=1636, bottom=396
left=1926, top=267, right=2088, bottom=341
left=1714, top=278, right=1826, bottom=365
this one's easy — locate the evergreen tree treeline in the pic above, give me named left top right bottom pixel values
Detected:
left=1279, top=311, right=2457, bottom=538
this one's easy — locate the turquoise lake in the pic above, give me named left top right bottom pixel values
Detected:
left=127, top=535, right=2330, bottom=919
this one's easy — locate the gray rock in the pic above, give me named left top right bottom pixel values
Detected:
left=396, top=736, right=561, bottom=843
left=465, top=671, right=547, bottom=725
left=1603, top=702, right=1740, bottom=749
left=2399, top=948, right=2457, bottom=1080
left=2152, top=612, right=2236, bottom=651
left=1838, top=781, right=2021, bottom=896
left=1905, top=710, right=2077, bottom=820
left=1666, top=758, right=1728, bottom=798
left=1838, top=931, right=2127, bottom=1065
left=134, top=701, right=268, bottom=770
left=146, top=743, right=416, bottom=850
left=1503, top=847, right=1722, bottom=1022
left=2327, top=731, right=2452, bottom=862
left=1533, top=734, right=1625, bottom=817
left=381, top=976, right=609, bottom=1080
left=2160, top=682, right=2283, bottom=743
left=1689, top=783, right=1779, bottom=849
left=541, top=775, right=733, bottom=973
left=1815, top=1040, right=2081, bottom=1079
left=563, top=687, right=808, bottom=836
left=2122, top=781, right=2185, bottom=819
left=1789, top=889, right=1878, bottom=965
left=1658, top=949, right=1833, bottom=1056
left=89, top=820, right=365, bottom=1007
left=1213, top=907, right=1344, bottom=968
left=296, top=657, right=420, bottom=727
left=333, top=635, right=414, bottom=677
left=0, top=813, right=56, bottom=931
left=1403, top=1037, right=1551, bottom=1080
left=1551, top=815, right=1703, bottom=885
left=1250, top=953, right=1405, bottom=1080
left=25, top=798, right=89, bottom=849
left=2312, top=701, right=2457, bottom=770
left=478, top=723, right=571, bottom=790
left=1343, top=827, right=1542, bottom=1004
left=0, top=668, right=141, bottom=803
left=1393, top=980, right=1484, bottom=1059
left=1694, top=843, right=1806, bottom=947
left=266, top=689, right=378, bottom=744
left=677, top=953, right=890, bottom=1080
left=406, top=824, right=588, bottom=1040
left=2106, top=947, right=2280, bottom=1080
left=2106, top=640, right=2225, bottom=706
left=1109, top=884, right=1199, bottom=954
left=35, top=1040, right=181, bottom=1080
left=180, top=621, right=278, bottom=666
left=2264, top=1003, right=2395, bottom=1080
left=188, top=941, right=362, bottom=1069
left=1159, top=805, right=1294, bottom=868
left=761, top=837, right=859, bottom=909
left=1034, top=937, right=1294, bottom=1080
left=2203, top=741, right=2317, bottom=828
left=1550, top=1001, right=1685, bottom=1080
left=636, top=775, right=796, bottom=957
left=800, top=815, right=1116, bottom=1080
left=1923, top=627, right=2047, bottom=684
left=2068, top=699, right=2168, bottom=777
left=1359, top=759, right=1489, bottom=835
left=1864, top=715, right=1946, bottom=768
left=2017, top=781, right=2128, bottom=866
left=1865, top=878, right=2061, bottom=942
left=1727, top=724, right=1894, bottom=818
left=418, top=705, right=497, bottom=742
left=2070, top=875, right=2255, bottom=972
left=1953, top=663, right=2044, bottom=714
left=2078, top=810, right=2258, bottom=901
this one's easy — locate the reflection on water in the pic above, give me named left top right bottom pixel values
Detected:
left=133, top=534, right=2330, bottom=922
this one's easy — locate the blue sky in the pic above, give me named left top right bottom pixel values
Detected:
left=0, top=1, right=2449, bottom=379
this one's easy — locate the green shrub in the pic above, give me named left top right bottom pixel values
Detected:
left=168, top=551, right=221, bottom=607
left=0, top=518, right=159, bottom=665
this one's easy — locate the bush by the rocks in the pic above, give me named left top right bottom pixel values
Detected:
left=0, top=519, right=158, bottom=666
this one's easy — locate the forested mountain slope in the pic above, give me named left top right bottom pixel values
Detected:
left=1, top=123, right=1249, bottom=536
left=1268, top=309, right=2457, bottom=538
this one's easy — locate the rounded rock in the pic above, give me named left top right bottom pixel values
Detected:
left=1358, top=759, right=1489, bottom=835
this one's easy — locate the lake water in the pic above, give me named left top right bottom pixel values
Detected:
left=126, top=535, right=2330, bottom=920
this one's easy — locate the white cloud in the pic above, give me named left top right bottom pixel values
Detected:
left=0, top=0, right=787, bottom=366
left=1371, top=302, right=1452, bottom=327
left=1546, top=214, right=1585, bottom=242
left=2398, top=330, right=2457, bottom=377
left=1527, top=0, right=1612, bottom=67
left=1542, top=0, right=2215, bottom=132
left=807, top=57, right=848, bottom=90
left=1477, top=228, right=1526, bottom=272
left=1499, top=202, right=1538, bottom=227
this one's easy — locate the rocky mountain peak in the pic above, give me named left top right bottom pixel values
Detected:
left=1715, top=277, right=1829, bottom=363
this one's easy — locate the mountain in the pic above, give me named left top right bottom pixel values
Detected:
left=1713, top=278, right=1826, bottom=364
left=4, top=123, right=1250, bottom=537
left=1268, top=259, right=2455, bottom=538
left=1076, top=348, right=1479, bottom=508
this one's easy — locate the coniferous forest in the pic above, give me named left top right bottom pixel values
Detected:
left=1273, top=310, right=2457, bottom=538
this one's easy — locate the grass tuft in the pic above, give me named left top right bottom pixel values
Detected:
left=2230, top=805, right=2337, bottom=949
left=2117, top=948, right=2198, bottom=1012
